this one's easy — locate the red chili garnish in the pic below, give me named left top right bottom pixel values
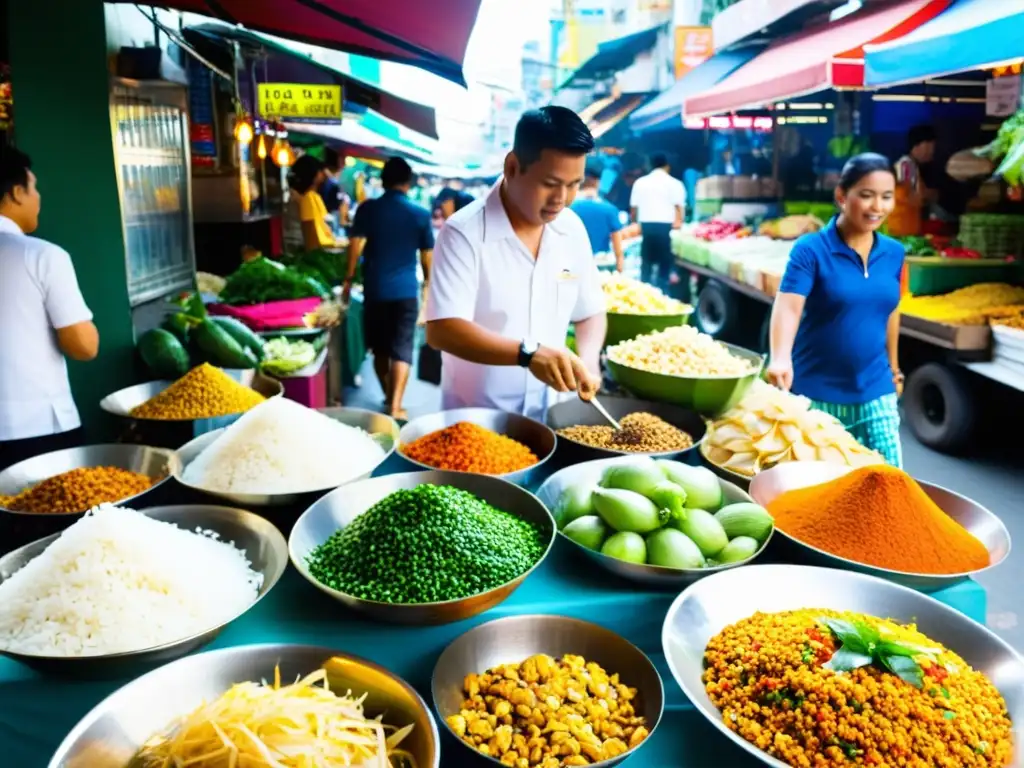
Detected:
left=751, top=642, right=762, bottom=652
left=865, top=754, right=880, bottom=765
left=720, top=681, right=731, bottom=691
left=807, top=628, right=824, bottom=643
left=816, top=711, right=826, bottom=723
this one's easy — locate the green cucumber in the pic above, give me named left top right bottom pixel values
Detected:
left=161, top=312, right=192, bottom=345
left=193, top=319, right=257, bottom=369
left=210, top=316, right=265, bottom=362
left=137, top=328, right=190, bottom=379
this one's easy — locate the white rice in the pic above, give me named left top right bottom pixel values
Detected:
left=182, top=397, right=386, bottom=494
left=0, top=504, right=261, bottom=657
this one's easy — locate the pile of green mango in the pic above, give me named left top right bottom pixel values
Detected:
left=554, top=457, right=774, bottom=570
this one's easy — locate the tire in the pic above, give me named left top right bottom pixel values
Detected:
left=695, top=280, right=738, bottom=339
left=904, top=363, right=975, bottom=452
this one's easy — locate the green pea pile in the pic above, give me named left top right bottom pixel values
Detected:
left=306, top=484, right=546, bottom=604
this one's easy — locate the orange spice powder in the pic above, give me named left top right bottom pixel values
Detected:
left=401, top=421, right=539, bottom=475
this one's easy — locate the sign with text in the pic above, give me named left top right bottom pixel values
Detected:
left=986, top=75, right=1021, bottom=117
left=257, top=83, right=343, bottom=123
left=674, top=26, right=713, bottom=80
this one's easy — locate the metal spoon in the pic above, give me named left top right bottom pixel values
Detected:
left=588, top=396, right=622, bottom=431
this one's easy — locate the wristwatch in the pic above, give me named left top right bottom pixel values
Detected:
left=518, top=340, right=539, bottom=368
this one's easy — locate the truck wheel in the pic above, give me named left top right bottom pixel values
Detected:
left=904, top=363, right=975, bottom=452
left=695, top=280, right=737, bottom=339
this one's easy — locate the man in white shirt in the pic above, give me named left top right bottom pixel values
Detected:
left=426, top=107, right=607, bottom=420
left=0, top=147, right=98, bottom=470
left=630, top=153, right=685, bottom=291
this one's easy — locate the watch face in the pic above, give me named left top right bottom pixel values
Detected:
left=524, top=341, right=539, bottom=354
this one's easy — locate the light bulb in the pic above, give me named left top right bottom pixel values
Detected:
left=234, top=118, right=254, bottom=144
left=256, top=134, right=268, bottom=159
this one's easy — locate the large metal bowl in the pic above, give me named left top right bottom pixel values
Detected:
left=99, top=369, right=283, bottom=448
left=173, top=407, right=399, bottom=507
left=605, top=309, right=693, bottom=348
left=547, top=396, right=706, bottom=463
left=535, top=456, right=772, bottom=588
left=0, top=504, right=287, bottom=677
left=48, top=643, right=441, bottom=768
left=433, top=615, right=664, bottom=768
left=661, top=564, right=1024, bottom=768
left=749, top=461, right=1011, bottom=589
left=397, top=407, right=556, bottom=487
left=289, top=471, right=556, bottom=625
left=606, top=341, right=764, bottom=416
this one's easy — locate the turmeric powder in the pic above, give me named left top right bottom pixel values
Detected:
left=401, top=421, right=538, bottom=475
left=767, top=465, right=990, bottom=575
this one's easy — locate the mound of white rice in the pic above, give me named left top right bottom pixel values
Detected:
left=0, top=505, right=261, bottom=657
left=182, top=397, right=386, bottom=494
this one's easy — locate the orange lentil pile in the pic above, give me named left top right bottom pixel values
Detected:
left=402, top=421, right=539, bottom=475
left=0, top=466, right=155, bottom=514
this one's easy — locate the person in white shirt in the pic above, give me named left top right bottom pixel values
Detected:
left=426, top=107, right=607, bottom=420
left=630, top=153, right=685, bottom=291
left=0, top=147, right=98, bottom=470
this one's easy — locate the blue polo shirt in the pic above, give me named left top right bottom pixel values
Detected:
left=351, top=190, right=434, bottom=302
left=779, top=218, right=904, bottom=404
left=571, top=196, right=622, bottom=254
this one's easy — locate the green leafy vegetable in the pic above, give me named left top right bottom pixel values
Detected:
left=816, top=616, right=940, bottom=689
left=218, top=256, right=330, bottom=306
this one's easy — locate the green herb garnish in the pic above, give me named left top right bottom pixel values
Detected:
left=817, top=617, right=940, bottom=689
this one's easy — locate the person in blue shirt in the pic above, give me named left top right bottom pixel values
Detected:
left=766, top=153, right=905, bottom=467
left=343, top=157, right=434, bottom=420
left=570, top=167, right=624, bottom=271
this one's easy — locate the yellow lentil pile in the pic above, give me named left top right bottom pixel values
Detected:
left=558, top=412, right=694, bottom=453
left=0, top=466, right=155, bottom=514
left=607, top=325, right=755, bottom=377
left=704, top=609, right=1013, bottom=768
left=447, top=653, right=650, bottom=766
left=130, top=363, right=265, bottom=420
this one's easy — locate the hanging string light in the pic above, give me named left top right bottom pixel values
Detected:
left=234, top=111, right=254, bottom=145
left=256, top=129, right=268, bottom=160
left=271, top=122, right=296, bottom=167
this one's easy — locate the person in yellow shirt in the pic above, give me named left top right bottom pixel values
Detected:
left=284, top=154, right=341, bottom=252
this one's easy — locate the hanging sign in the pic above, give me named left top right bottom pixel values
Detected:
left=674, top=27, right=713, bottom=80
left=257, top=83, right=343, bottom=123
left=986, top=75, right=1021, bottom=117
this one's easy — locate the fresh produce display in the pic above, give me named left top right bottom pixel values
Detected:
left=218, top=256, right=330, bottom=306
left=209, top=315, right=266, bottom=363
left=556, top=457, right=773, bottom=569
left=992, top=312, right=1024, bottom=330
left=557, top=412, right=694, bottom=453
left=181, top=398, right=385, bottom=495
left=693, top=219, right=748, bottom=241
left=767, top=465, right=990, bottom=575
left=899, top=283, right=1024, bottom=325
left=447, top=653, right=650, bottom=765
left=704, top=609, right=1012, bottom=768
left=306, top=484, right=545, bottom=603
left=260, top=336, right=318, bottom=377
left=195, top=271, right=226, bottom=296
left=897, top=234, right=939, bottom=256
left=0, top=466, right=155, bottom=514
left=601, top=274, right=691, bottom=315
left=134, top=664, right=419, bottom=768
left=283, top=248, right=345, bottom=285
left=130, top=363, right=266, bottom=420
left=0, top=505, right=261, bottom=657
left=756, top=214, right=824, bottom=240
left=979, top=107, right=1024, bottom=187
left=401, top=421, right=539, bottom=474
left=137, top=328, right=191, bottom=379
left=607, top=325, right=757, bottom=377
left=703, top=381, right=883, bottom=476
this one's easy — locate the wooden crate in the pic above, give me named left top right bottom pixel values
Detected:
left=900, top=314, right=991, bottom=352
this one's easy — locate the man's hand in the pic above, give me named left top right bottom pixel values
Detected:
left=893, top=370, right=905, bottom=397
left=765, top=358, right=794, bottom=392
left=528, top=345, right=595, bottom=394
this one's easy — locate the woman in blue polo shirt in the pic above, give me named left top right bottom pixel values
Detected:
left=766, top=154, right=905, bottom=467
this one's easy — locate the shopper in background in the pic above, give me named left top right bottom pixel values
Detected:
left=435, top=186, right=475, bottom=221
left=0, top=146, right=98, bottom=470
left=571, top=165, right=624, bottom=272
left=318, top=147, right=350, bottom=234
left=426, top=106, right=605, bottom=420
left=630, top=153, right=684, bottom=291
left=890, top=124, right=937, bottom=236
left=283, top=154, right=341, bottom=252
left=766, top=153, right=905, bottom=467
left=343, top=157, right=434, bottom=421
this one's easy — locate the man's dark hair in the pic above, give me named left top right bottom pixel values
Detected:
left=582, top=163, right=603, bottom=186
left=288, top=154, right=325, bottom=195
left=323, top=146, right=342, bottom=171
left=435, top=186, right=474, bottom=213
left=650, top=153, right=669, bottom=170
left=512, top=106, right=594, bottom=170
left=0, top=146, right=32, bottom=202
left=908, top=125, right=937, bottom=151
left=381, top=157, right=414, bottom=189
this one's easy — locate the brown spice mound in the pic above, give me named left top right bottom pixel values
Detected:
left=2, top=466, right=156, bottom=514
left=558, top=412, right=694, bottom=453
left=767, top=465, right=990, bottom=575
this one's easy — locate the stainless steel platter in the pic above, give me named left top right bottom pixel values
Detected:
left=662, top=564, right=1024, bottom=768
left=173, top=407, right=399, bottom=506
left=48, top=643, right=440, bottom=768
left=749, top=461, right=1011, bottom=589
left=289, top=470, right=555, bottom=625
left=0, top=504, right=287, bottom=677
left=433, top=614, right=664, bottom=768
left=535, top=456, right=771, bottom=588
left=397, top=407, right=556, bottom=487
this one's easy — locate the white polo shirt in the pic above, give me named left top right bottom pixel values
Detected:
left=426, top=182, right=606, bottom=420
left=0, top=216, right=93, bottom=441
left=630, top=168, right=686, bottom=225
